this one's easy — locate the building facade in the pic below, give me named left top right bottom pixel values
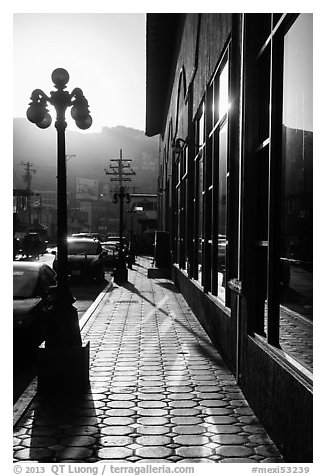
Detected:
left=146, top=13, right=313, bottom=462
left=13, top=189, right=57, bottom=241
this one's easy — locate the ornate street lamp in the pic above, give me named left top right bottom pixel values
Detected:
left=26, top=68, right=92, bottom=392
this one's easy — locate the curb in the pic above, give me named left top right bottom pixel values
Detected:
left=79, top=278, right=113, bottom=331
left=13, top=277, right=114, bottom=428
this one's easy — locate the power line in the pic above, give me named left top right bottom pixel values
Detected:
left=105, top=149, right=136, bottom=188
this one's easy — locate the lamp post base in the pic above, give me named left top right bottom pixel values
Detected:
left=113, top=266, right=128, bottom=284
left=45, top=297, right=82, bottom=347
left=37, top=296, right=89, bottom=395
left=37, top=342, right=90, bottom=395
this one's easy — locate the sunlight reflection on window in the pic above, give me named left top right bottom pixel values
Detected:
left=219, top=63, right=229, bottom=119
left=199, top=104, right=205, bottom=147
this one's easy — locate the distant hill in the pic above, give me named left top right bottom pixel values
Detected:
left=13, top=118, right=160, bottom=195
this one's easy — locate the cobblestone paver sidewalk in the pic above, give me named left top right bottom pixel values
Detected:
left=13, top=257, right=284, bottom=463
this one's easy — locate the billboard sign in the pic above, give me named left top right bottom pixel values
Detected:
left=76, top=178, right=98, bottom=201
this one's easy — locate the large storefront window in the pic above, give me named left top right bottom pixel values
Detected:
left=247, top=13, right=313, bottom=372
left=197, top=156, right=203, bottom=282
left=213, top=59, right=229, bottom=304
left=279, top=14, right=313, bottom=368
left=176, top=145, right=187, bottom=269
left=217, top=123, right=228, bottom=300
left=194, top=104, right=205, bottom=283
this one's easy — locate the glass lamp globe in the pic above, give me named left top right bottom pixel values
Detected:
left=36, top=112, right=52, bottom=129
left=72, top=88, right=83, bottom=97
left=71, top=104, right=90, bottom=121
left=76, top=115, right=93, bottom=130
left=51, top=68, right=69, bottom=88
left=26, top=104, right=46, bottom=124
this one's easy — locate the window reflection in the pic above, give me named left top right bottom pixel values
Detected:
left=195, top=103, right=205, bottom=283
left=199, top=104, right=205, bottom=148
left=280, top=14, right=313, bottom=369
left=197, top=156, right=203, bottom=283
left=217, top=123, right=228, bottom=301
left=219, top=64, right=229, bottom=119
left=213, top=62, right=229, bottom=125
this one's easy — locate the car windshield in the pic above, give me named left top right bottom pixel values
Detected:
left=68, top=241, right=100, bottom=255
left=13, top=269, right=38, bottom=299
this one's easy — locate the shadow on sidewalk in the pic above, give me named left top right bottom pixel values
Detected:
left=28, top=389, right=99, bottom=462
left=156, top=281, right=180, bottom=293
left=120, top=281, right=224, bottom=368
left=121, top=281, right=171, bottom=317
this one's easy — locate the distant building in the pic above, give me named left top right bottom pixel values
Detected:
left=146, top=13, right=312, bottom=462
left=13, top=188, right=56, bottom=238
left=125, top=194, right=157, bottom=240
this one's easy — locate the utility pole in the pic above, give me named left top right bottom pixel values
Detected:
left=21, top=161, right=36, bottom=226
left=105, top=149, right=136, bottom=283
left=105, top=149, right=136, bottom=188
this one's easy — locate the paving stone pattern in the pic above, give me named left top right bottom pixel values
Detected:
left=13, top=258, right=284, bottom=463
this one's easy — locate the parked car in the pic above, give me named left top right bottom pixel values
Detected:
left=53, top=237, right=107, bottom=282
left=71, top=232, right=108, bottom=242
left=104, top=236, right=129, bottom=254
left=21, top=232, right=47, bottom=259
left=102, top=236, right=131, bottom=265
left=13, top=261, right=57, bottom=346
left=101, top=241, right=119, bottom=268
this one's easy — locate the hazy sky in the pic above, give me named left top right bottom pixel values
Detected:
left=13, top=13, right=146, bottom=132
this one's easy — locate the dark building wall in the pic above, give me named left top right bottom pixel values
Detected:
left=161, top=14, right=233, bottom=142
left=242, top=334, right=313, bottom=462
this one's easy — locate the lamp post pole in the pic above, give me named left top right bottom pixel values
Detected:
left=26, top=69, right=92, bottom=392
left=56, top=106, right=70, bottom=301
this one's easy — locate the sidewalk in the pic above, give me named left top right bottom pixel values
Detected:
left=13, top=257, right=284, bottom=463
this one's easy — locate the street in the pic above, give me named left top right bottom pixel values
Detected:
left=16, top=248, right=113, bottom=320
left=13, top=250, right=112, bottom=403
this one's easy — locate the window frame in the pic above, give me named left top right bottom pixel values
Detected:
left=244, top=13, right=312, bottom=372
left=207, top=48, right=231, bottom=306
